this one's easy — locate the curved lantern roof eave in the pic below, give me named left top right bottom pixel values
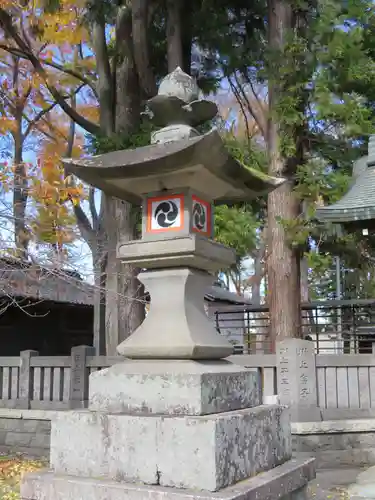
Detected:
left=63, top=129, right=286, bottom=205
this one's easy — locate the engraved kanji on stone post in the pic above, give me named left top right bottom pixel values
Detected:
left=276, top=338, right=320, bottom=421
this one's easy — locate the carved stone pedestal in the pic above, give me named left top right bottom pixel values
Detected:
left=117, top=267, right=233, bottom=359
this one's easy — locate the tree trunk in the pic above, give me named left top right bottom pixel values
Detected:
left=93, top=244, right=107, bottom=354
left=13, top=124, right=28, bottom=257
left=166, top=0, right=183, bottom=72
left=267, top=0, right=301, bottom=349
left=104, top=196, right=145, bottom=355
left=300, top=256, right=312, bottom=338
left=251, top=247, right=265, bottom=353
left=300, top=256, right=309, bottom=303
left=252, top=252, right=262, bottom=305
left=251, top=228, right=267, bottom=305
left=101, top=21, right=147, bottom=355
left=12, top=54, right=28, bottom=257
left=267, top=182, right=301, bottom=344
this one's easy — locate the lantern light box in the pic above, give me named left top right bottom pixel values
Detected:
left=143, top=190, right=213, bottom=240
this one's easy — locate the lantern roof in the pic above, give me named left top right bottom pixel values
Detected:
left=63, top=130, right=284, bottom=205
left=64, top=68, right=285, bottom=205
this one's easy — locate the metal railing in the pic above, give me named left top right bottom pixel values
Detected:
left=213, top=299, right=375, bottom=354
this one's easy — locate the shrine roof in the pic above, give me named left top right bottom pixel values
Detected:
left=316, top=164, right=375, bottom=223
left=316, top=136, right=375, bottom=225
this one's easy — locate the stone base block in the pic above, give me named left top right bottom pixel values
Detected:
left=21, top=457, right=316, bottom=500
left=50, top=405, right=291, bottom=492
left=116, top=234, right=236, bottom=273
left=89, top=360, right=261, bottom=415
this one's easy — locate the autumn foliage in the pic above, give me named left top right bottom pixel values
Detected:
left=0, top=457, right=44, bottom=500
left=0, top=0, right=96, bottom=258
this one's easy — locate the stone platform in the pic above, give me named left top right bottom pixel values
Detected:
left=88, top=360, right=261, bottom=414
left=21, top=457, right=315, bottom=500
left=49, top=404, right=291, bottom=492
left=20, top=361, right=316, bottom=499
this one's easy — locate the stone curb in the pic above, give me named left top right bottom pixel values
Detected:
left=291, top=419, right=375, bottom=435
left=0, top=409, right=61, bottom=421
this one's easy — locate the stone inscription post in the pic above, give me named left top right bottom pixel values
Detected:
left=276, top=338, right=321, bottom=421
left=69, top=345, right=95, bottom=409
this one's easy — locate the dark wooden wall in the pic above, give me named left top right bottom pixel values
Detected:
left=0, top=299, right=93, bottom=355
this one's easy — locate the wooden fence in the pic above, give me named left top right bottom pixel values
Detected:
left=0, top=347, right=121, bottom=411
left=2, top=347, right=375, bottom=418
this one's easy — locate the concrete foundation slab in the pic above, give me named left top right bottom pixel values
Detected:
left=21, top=457, right=315, bottom=500
left=292, top=419, right=375, bottom=469
left=50, top=405, right=291, bottom=492
left=89, top=360, right=261, bottom=415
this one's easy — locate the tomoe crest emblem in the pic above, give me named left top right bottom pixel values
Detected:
left=154, top=200, right=179, bottom=228
left=192, top=202, right=206, bottom=231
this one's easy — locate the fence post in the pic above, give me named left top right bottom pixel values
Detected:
left=19, top=350, right=39, bottom=409
left=69, top=345, right=95, bottom=409
left=276, top=338, right=321, bottom=422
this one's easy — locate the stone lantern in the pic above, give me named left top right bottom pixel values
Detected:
left=21, top=68, right=315, bottom=500
left=62, top=66, right=284, bottom=361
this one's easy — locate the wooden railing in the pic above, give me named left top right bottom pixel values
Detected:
left=0, top=348, right=277, bottom=411
left=0, top=348, right=122, bottom=410
left=2, top=347, right=375, bottom=418
left=316, top=354, right=375, bottom=410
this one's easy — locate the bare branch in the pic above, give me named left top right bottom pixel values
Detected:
left=23, top=83, right=85, bottom=140
left=0, top=44, right=98, bottom=96
left=228, top=76, right=252, bottom=143
left=23, top=102, right=57, bottom=140
left=41, top=57, right=98, bottom=98
left=92, top=14, right=114, bottom=133
left=234, top=73, right=267, bottom=139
